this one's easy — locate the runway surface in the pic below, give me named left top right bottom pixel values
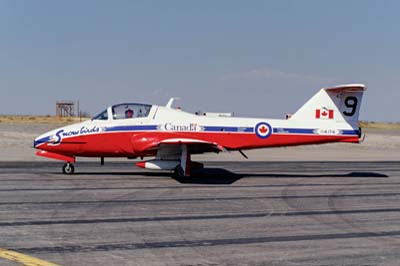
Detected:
left=0, top=161, right=399, bottom=266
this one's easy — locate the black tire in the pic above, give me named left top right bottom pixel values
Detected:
left=62, top=163, right=75, bottom=175
left=173, top=165, right=184, bottom=178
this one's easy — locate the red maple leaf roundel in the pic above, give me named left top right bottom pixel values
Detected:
left=259, top=125, right=268, bottom=134
left=255, top=122, right=272, bottom=139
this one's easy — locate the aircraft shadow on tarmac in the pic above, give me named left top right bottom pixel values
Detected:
left=71, top=170, right=245, bottom=185
left=74, top=168, right=388, bottom=185
left=173, top=168, right=388, bottom=184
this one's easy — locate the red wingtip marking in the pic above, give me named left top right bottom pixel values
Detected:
left=136, top=162, right=146, bottom=168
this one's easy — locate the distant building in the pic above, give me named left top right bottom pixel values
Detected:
left=56, top=101, right=75, bottom=117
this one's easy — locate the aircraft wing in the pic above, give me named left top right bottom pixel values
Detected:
left=146, top=138, right=224, bottom=160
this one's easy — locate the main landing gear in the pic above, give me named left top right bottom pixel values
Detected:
left=172, top=145, right=204, bottom=178
left=173, top=145, right=190, bottom=178
left=62, top=162, right=75, bottom=175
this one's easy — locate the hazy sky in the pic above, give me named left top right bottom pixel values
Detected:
left=0, top=1, right=399, bottom=121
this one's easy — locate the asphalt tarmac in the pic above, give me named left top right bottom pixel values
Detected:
left=0, top=161, right=399, bottom=266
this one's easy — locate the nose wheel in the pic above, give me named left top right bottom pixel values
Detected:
left=62, top=162, right=75, bottom=174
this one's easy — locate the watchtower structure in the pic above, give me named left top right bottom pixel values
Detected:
left=56, top=101, right=75, bottom=117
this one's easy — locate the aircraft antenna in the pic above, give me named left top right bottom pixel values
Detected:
left=166, top=97, right=180, bottom=108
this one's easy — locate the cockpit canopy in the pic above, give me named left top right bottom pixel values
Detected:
left=93, top=109, right=109, bottom=120
left=112, top=103, right=152, bottom=120
left=92, top=103, right=152, bottom=120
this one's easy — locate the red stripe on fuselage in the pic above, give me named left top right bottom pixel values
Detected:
left=35, top=131, right=359, bottom=158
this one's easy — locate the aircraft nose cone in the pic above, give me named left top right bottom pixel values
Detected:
left=33, top=135, right=51, bottom=149
left=33, top=137, right=41, bottom=148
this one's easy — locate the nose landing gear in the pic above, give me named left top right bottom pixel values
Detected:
left=62, top=162, right=75, bottom=175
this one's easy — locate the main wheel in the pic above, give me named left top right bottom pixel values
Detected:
left=173, top=165, right=184, bottom=178
left=62, top=163, right=75, bottom=175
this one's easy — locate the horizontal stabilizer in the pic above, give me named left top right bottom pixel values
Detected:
left=324, top=84, right=366, bottom=93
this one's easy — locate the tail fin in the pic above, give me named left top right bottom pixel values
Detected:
left=290, top=84, right=366, bottom=127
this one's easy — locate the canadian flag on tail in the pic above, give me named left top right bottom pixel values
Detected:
left=315, top=108, right=334, bottom=119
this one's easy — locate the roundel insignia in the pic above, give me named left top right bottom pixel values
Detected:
left=255, top=122, right=272, bottom=139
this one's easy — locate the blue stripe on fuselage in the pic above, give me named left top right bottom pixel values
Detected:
left=341, top=129, right=360, bottom=135
left=76, top=124, right=359, bottom=136
left=273, top=128, right=359, bottom=136
left=273, top=128, right=315, bottom=134
left=105, top=125, right=158, bottom=132
left=203, top=126, right=254, bottom=132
